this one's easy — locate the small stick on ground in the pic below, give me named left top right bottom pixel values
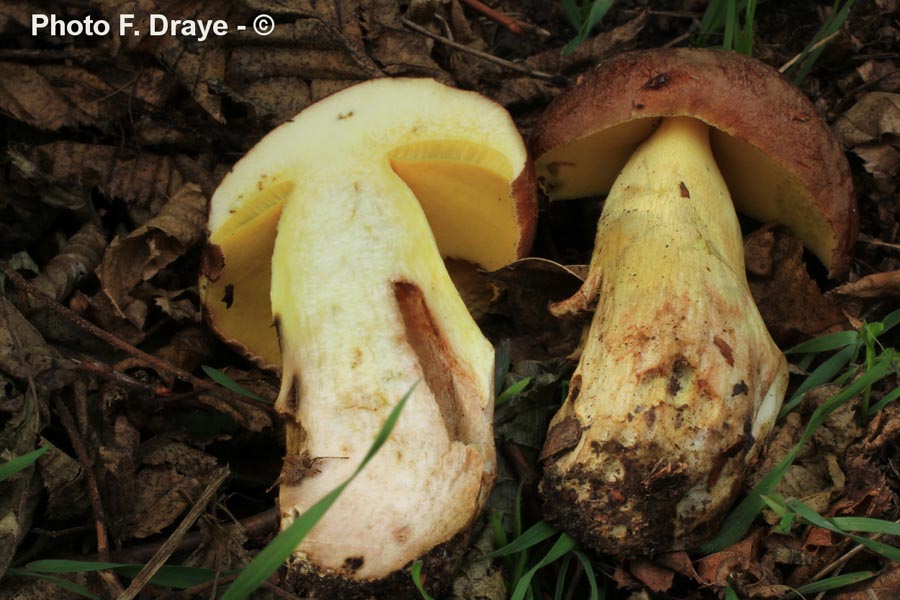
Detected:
left=779, top=31, right=842, bottom=73
left=158, top=573, right=303, bottom=600
left=459, top=0, right=526, bottom=35
left=106, top=508, right=279, bottom=564
left=53, top=394, right=126, bottom=598
left=117, top=467, right=230, bottom=600
left=400, top=18, right=566, bottom=84
left=0, top=261, right=274, bottom=414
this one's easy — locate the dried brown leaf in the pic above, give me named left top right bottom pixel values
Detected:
left=92, top=0, right=228, bottom=120
left=0, top=297, right=73, bottom=394
left=527, top=13, right=648, bottom=75
left=8, top=149, right=92, bottom=215
left=746, top=226, right=849, bottom=346
left=656, top=551, right=700, bottom=580
left=363, top=0, right=448, bottom=78
left=0, top=0, right=32, bottom=31
left=0, top=297, right=62, bottom=577
left=82, top=290, right=148, bottom=345
left=489, top=15, right=646, bottom=107
left=485, top=258, right=586, bottom=361
left=695, top=532, right=764, bottom=587
left=0, top=62, right=117, bottom=131
left=629, top=559, right=675, bottom=593
left=152, top=288, right=202, bottom=324
left=228, top=46, right=372, bottom=82
left=182, top=518, right=252, bottom=573
left=125, top=441, right=219, bottom=539
left=219, top=77, right=312, bottom=123
left=39, top=446, right=87, bottom=522
left=25, top=223, right=107, bottom=307
left=126, top=466, right=201, bottom=539
left=833, top=92, right=900, bottom=146
left=853, top=143, right=900, bottom=180
left=96, top=184, right=206, bottom=315
left=831, top=271, right=900, bottom=298
left=23, top=142, right=187, bottom=225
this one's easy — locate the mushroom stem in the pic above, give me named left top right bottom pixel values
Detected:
left=272, top=169, right=496, bottom=585
left=541, top=116, right=788, bottom=554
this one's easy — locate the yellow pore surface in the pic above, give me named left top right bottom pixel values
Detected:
left=202, top=79, right=528, bottom=368
left=536, top=117, right=835, bottom=272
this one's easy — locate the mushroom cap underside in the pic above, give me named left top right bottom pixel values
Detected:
left=200, top=78, right=537, bottom=368
left=531, top=47, right=857, bottom=279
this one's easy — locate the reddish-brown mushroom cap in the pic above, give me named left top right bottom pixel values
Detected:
left=531, top=47, right=857, bottom=278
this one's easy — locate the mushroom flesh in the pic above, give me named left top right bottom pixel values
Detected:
left=201, top=78, right=536, bottom=595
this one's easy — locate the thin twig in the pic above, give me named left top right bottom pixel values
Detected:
left=400, top=18, right=565, bottom=83
left=96, top=508, right=279, bottom=564
left=459, top=0, right=526, bottom=35
left=779, top=31, right=842, bottom=73
left=662, top=30, right=693, bottom=49
left=0, top=261, right=274, bottom=414
left=159, top=573, right=303, bottom=600
left=117, top=468, right=230, bottom=600
left=53, top=394, right=126, bottom=598
left=860, top=235, right=900, bottom=251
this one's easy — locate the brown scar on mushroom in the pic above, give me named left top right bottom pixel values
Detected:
left=713, top=335, right=734, bottom=366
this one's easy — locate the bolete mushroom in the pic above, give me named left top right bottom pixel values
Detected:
left=531, top=48, right=857, bottom=555
left=200, top=78, right=536, bottom=595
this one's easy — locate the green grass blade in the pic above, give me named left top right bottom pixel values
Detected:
left=5, top=569, right=100, bottom=600
left=698, top=0, right=729, bottom=43
left=485, top=521, right=560, bottom=559
left=779, top=344, right=856, bottom=418
left=870, top=384, right=900, bottom=414
left=510, top=534, right=577, bottom=600
left=553, top=553, right=573, bottom=600
left=723, top=0, right=736, bottom=51
left=495, top=378, right=532, bottom=407
left=725, top=583, right=740, bottom=600
left=572, top=550, right=601, bottom=600
left=0, top=445, right=51, bottom=482
left=880, top=309, right=900, bottom=334
left=23, top=560, right=217, bottom=588
left=220, top=383, right=416, bottom=600
left=561, top=0, right=616, bottom=56
left=790, top=0, right=856, bottom=83
left=114, top=565, right=219, bottom=588
left=202, top=365, right=270, bottom=403
left=785, top=331, right=859, bottom=354
left=787, top=499, right=900, bottom=561
left=737, top=0, right=757, bottom=54
left=831, top=517, right=900, bottom=535
left=791, top=571, right=875, bottom=596
left=411, top=560, right=435, bottom=600
left=701, top=353, right=893, bottom=553
left=24, top=560, right=120, bottom=573
left=560, top=0, right=583, bottom=30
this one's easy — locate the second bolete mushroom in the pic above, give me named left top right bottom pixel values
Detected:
left=201, top=78, right=536, bottom=595
left=531, top=48, right=857, bottom=554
